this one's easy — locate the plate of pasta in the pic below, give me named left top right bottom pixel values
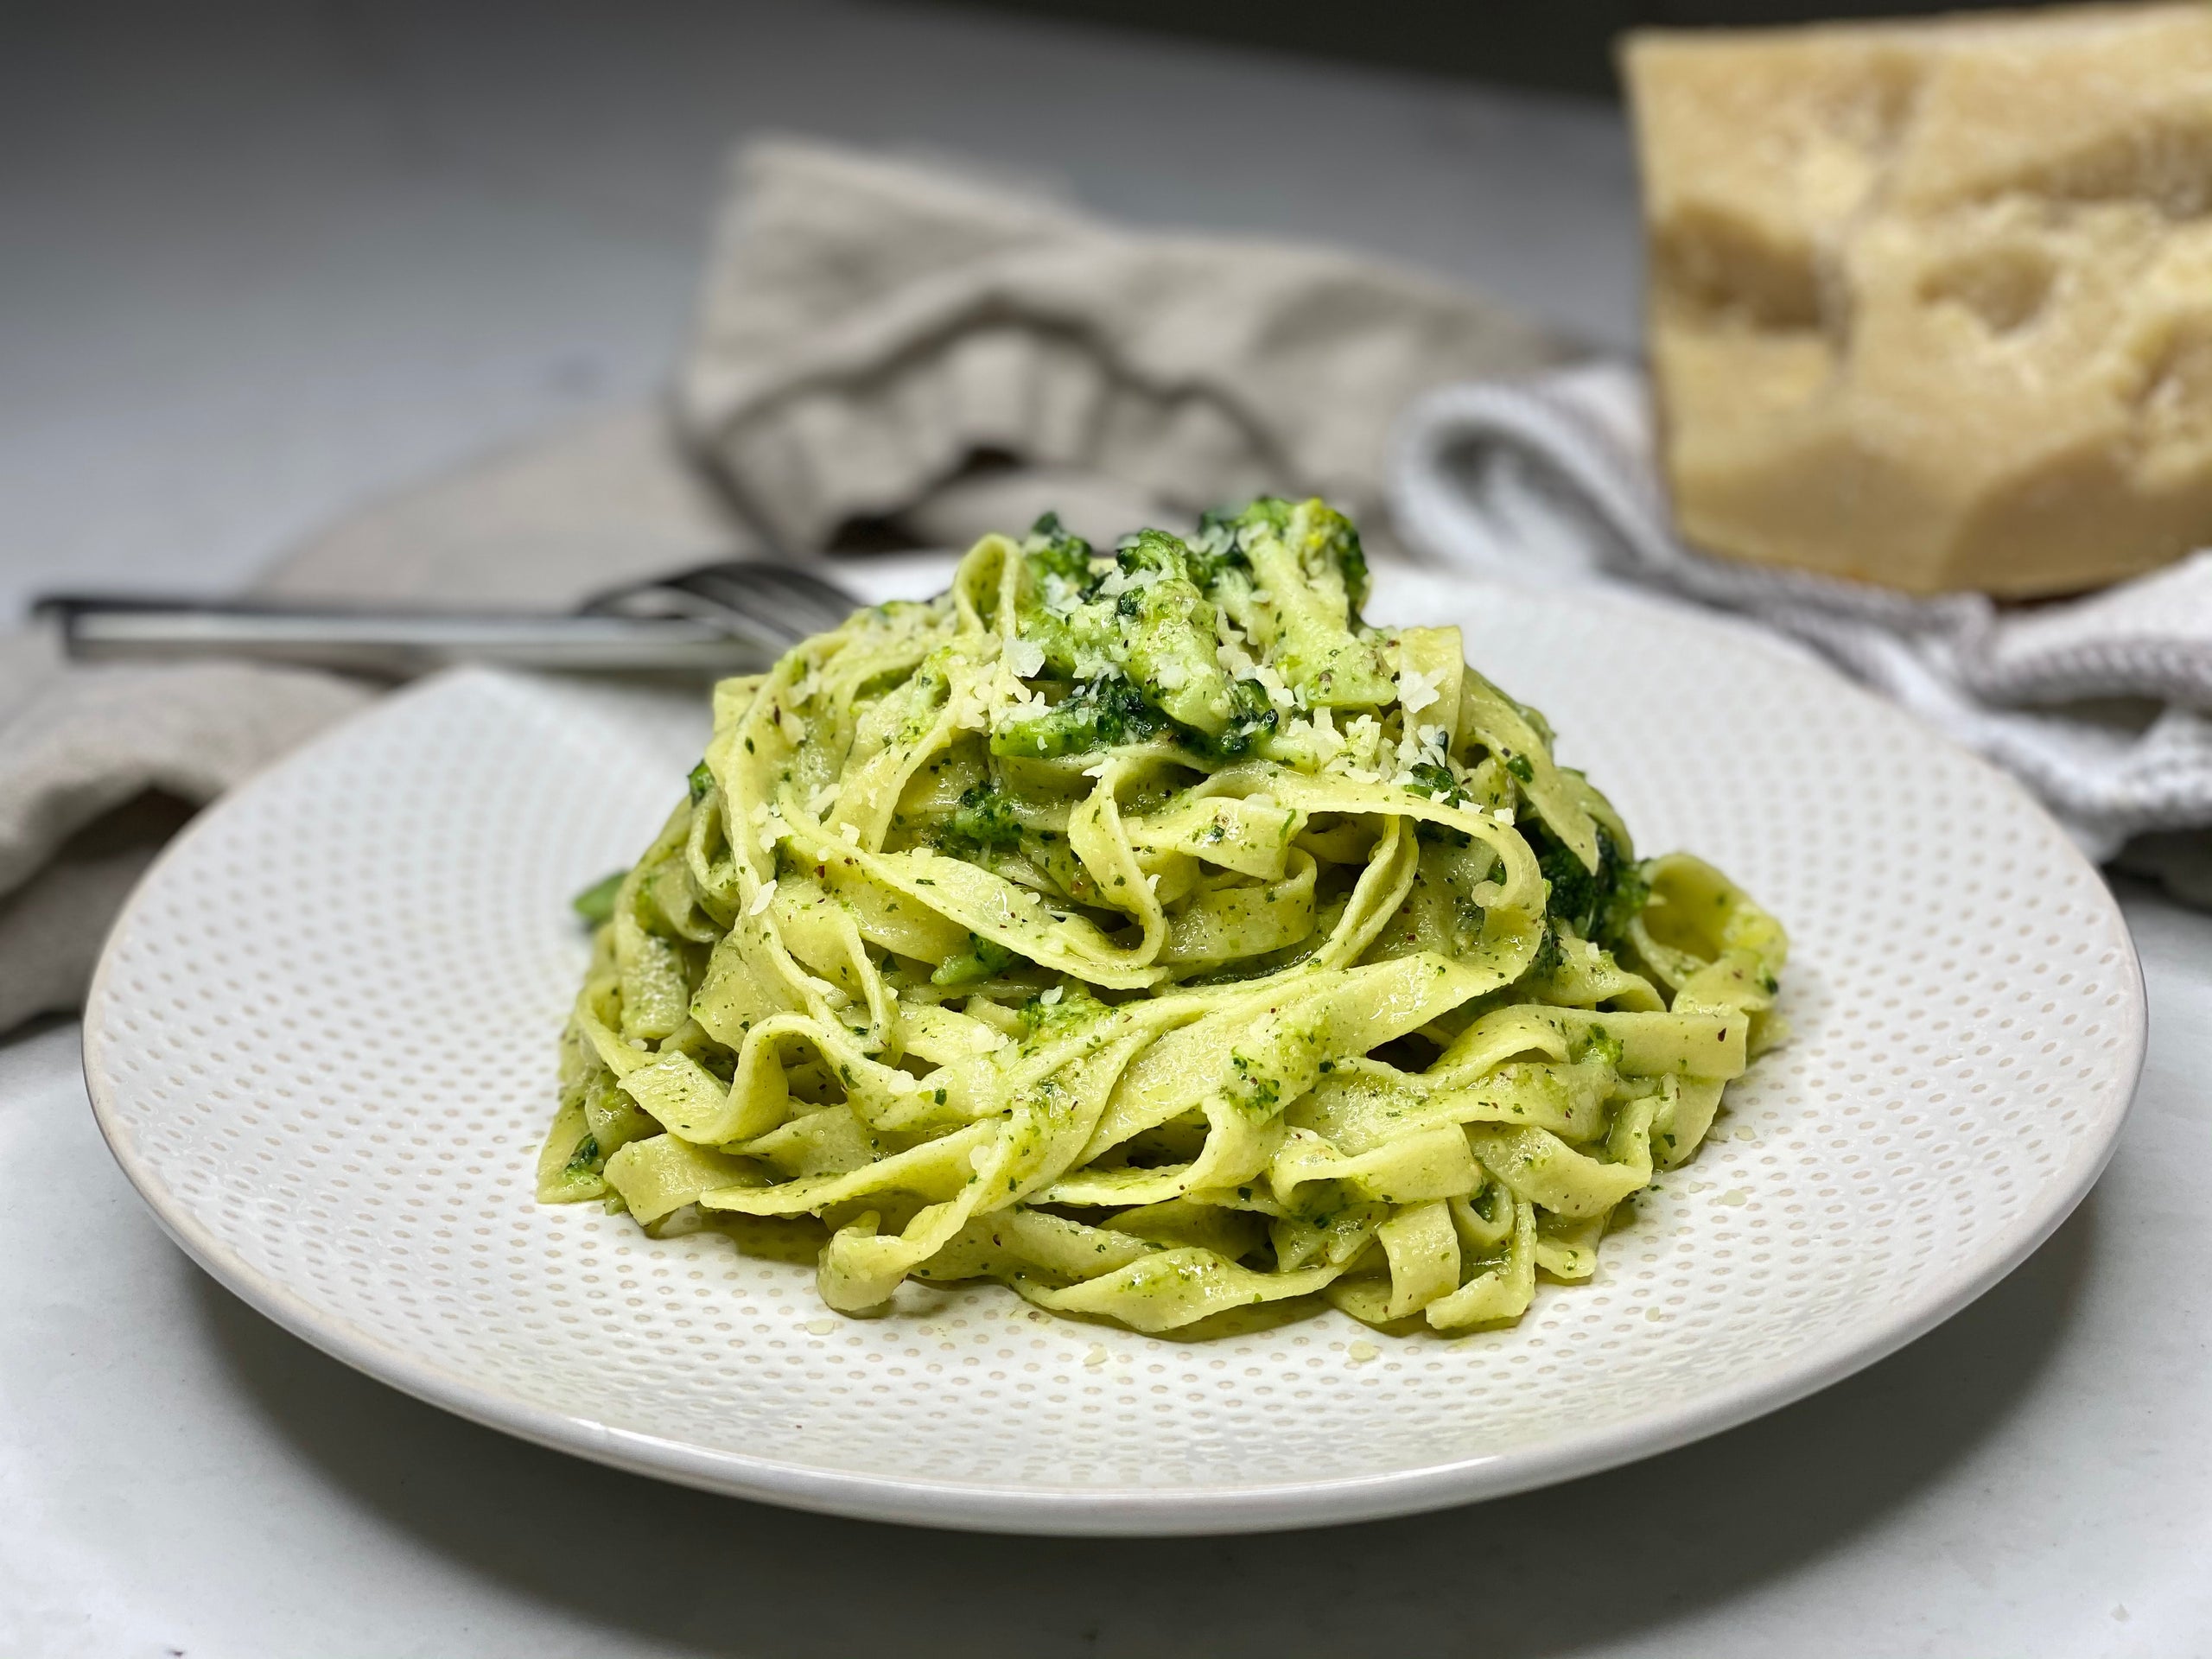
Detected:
left=84, top=499, right=2144, bottom=1534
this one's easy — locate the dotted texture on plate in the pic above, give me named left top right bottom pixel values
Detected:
left=84, top=575, right=2143, bottom=1523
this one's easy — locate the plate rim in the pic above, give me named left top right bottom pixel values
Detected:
left=81, top=605, right=2149, bottom=1536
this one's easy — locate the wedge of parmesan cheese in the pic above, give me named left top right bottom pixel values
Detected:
left=1625, top=3, right=2212, bottom=597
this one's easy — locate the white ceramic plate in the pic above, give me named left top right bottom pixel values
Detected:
left=83, top=571, right=2145, bottom=1535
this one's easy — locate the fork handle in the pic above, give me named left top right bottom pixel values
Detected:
left=32, top=595, right=779, bottom=679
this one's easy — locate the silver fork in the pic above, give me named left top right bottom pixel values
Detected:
left=30, top=560, right=866, bottom=679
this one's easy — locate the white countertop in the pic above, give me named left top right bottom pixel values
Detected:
left=3, top=4, right=2207, bottom=1654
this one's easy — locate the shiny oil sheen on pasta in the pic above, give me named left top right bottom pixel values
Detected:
left=541, top=499, right=1788, bottom=1337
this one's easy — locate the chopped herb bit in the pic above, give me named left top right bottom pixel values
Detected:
left=569, top=871, right=626, bottom=926
left=1405, top=761, right=1462, bottom=803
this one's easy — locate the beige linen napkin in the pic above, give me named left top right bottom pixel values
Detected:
left=0, top=138, right=1567, bottom=1033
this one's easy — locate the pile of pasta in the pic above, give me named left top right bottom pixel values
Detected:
left=542, top=499, right=1787, bottom=1336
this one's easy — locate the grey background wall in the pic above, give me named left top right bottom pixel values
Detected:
left=932, top=0, right=2052, bottom=94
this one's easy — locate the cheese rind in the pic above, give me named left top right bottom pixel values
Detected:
left=1626, top=3, right=2212, bottom=598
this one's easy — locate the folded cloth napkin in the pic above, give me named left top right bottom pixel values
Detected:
left=0, top=138, right=1568, bottom=1033
left=1392, top=360, right=2212, bottom=887
left=676, top=139, right=1569, bottom=556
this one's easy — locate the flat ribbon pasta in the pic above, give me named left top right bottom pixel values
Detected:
left=542, top=498, right=1788, bottom=1338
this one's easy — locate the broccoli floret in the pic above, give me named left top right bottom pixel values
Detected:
left=1015, top=984, right=1102, bottom=1038
left=1205, top=677, right=1281, bottom=760
left=1539, top=838, right=1596, bottom=934
left=1015, top=514, right=1109, bottom=675
left=1187, top=508, right=1255, bottom=592
left=992, top=673, right=1169, bottom=760
left=1597, top=846, right=1651, bottom=946
left=940, top=783, right=1023, bottom=855
left=1225, top=496, right=1292, bottom=533
left=1535, top=825, right=1644, bottom=946
left=995, top=668, right=1287, bottom=765
left=993, top=498, right=1402, bottom=755
left=1024, top=511, right=1093, bottom=584
left=1016, top=524, right=1239, bottom=736
left=1098, top=531, right=1238, bottom=734
left=1113, top=526, right=1197, bottom=585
